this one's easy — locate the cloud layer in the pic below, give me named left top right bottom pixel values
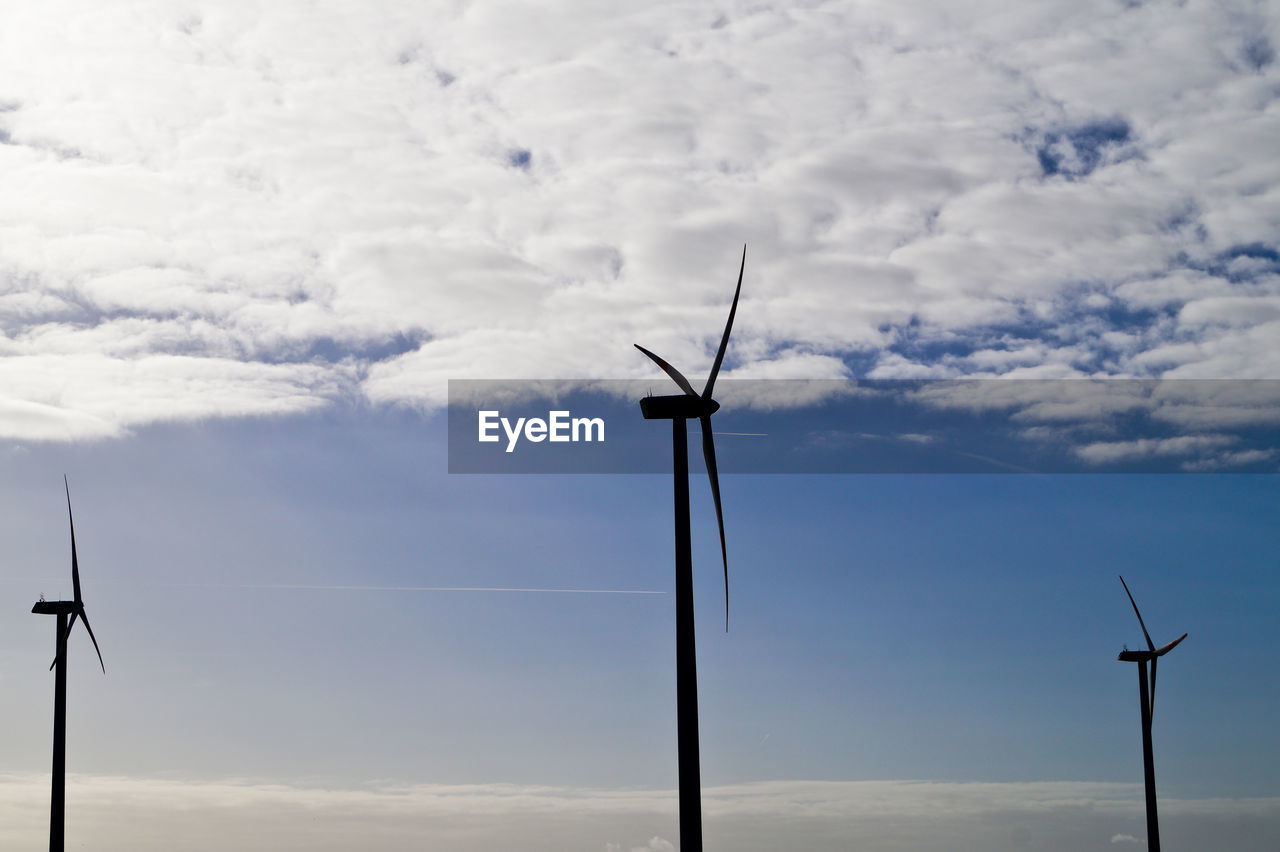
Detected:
left=2, top=774, right=1278, bottom=851
left=1, top=0, right=1277, bottom=439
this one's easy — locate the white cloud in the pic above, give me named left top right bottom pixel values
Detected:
left=1181, top=447, right=1279, bottom=471
left=1076, top=434, right=1239, bottom=464
left=0, top=354, right=352, bottom=440
left=639, top=839, right=675, bottom=852
left=2, top=0, right=1279, bottom=439
left=604, top=840, right=675, bottom=852
left=1, top=774, right=1277, bottom=852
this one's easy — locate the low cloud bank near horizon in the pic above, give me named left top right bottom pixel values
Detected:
left=1, top=0, right=1278, bottom=441
left=1, top=774, right=1278, bottom=851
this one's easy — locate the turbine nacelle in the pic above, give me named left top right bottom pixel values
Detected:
left=32, top=601, right=78, bottom=616
left=640, top=394, right=721, bottom=420
left=1117, top=633, right=1188, bottom=663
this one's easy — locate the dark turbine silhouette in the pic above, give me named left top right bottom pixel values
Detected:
left=1117, top=575, right=1186, bottom=852
left=31, top=477, right=105, bottom=852
left=634, top=245, right=745, bottom=852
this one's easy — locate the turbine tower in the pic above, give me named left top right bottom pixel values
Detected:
left=1117, top=575, right=1186, bottom=852
left=634, top=245, right=744, bottom=852
left=32, top=477, right=105, bottom=852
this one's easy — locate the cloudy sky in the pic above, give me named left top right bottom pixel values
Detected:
left=1, top=0, right=1278, bottom=849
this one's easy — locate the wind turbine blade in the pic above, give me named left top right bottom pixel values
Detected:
left=1149, top=656, right=1158, bottom=720
left=703, top=244, right=746, bottom=401
left=1119, top=575, right=1155, bottom=653
left=65, top=476, right=82, bottom=604
left=48, top=609, right=79, bottom=671
left=78, top=609, right=105, bottom=674
left=699, top=414, right=729, bottom=631
left=1156, top=633, right=1187, bottom=656
left=634, top=344, right=698, bottom=397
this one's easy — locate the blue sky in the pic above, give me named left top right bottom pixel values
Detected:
left=3, top=410, right=1278, bottom=849
left=2, top=0, right=1279, bottom=848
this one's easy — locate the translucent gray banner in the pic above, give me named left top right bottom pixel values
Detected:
left=447, top=380, right=1280, bottom=474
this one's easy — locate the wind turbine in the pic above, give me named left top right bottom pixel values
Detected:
left=32, top=476, right=105, bottom=852
left=634, top=245, right=744, bottom=852
left=1117, top=575, right=1186, bottom=852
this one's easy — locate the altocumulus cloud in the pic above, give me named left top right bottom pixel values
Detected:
left=1, top=774, right=1278, bottom=851
left=1, top=0, right=1277, bottom=440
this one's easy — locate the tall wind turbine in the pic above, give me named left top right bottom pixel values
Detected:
left=634, top=245, right=745, bottom=852
left=32, top=477, right=105, bottom=852
left=1117, top=575, right=1186, bottom=852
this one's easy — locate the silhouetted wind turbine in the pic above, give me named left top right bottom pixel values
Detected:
left=1117, top=575, right=1186, bottom=852
left=635, top=245, right=744, bottom=852
left=32, top=477, right=105, bottom=852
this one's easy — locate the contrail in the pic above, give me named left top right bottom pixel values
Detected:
left=158, top=583, right=664, bottom=595
left=22, top=580, right=665, bottom=595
